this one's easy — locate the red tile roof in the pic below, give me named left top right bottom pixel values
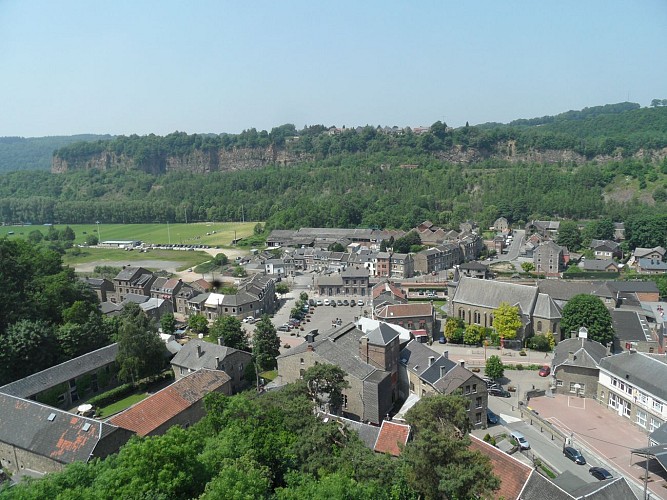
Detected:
left=376, top=303, right=433, bottom=319
left=373, top=421, right=410, bottom=456
left=372, top=282, right=406, bottom=300
left=109, top=369, right=230, bottom=436
left=469, top=435, right=533, bottom=500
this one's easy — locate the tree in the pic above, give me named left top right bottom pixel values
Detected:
left=402, top=395, right=499, bottom=500
left=521, top=261, right=535, bottom=273
left=485, top=355, right=504, bottom=380
left=276, top=282, right=289, bottom=297
left=85, top=233, right=99, bottom=246
left=492, top=302, right=522, bottom=341
left=303, top=363, right=350, bottom=414
left=188, top=314, right=209, bottom=334
left=557, top=220, right=582, bottom=250
left=299, top=292, right=309, bottom=302
left=115, top=303, right=166, bottom=383
left=463, top=324, right=483, bottom=345
left=62, top=226, right=76, bottom=241
left=0, top=319, right=60, bottom=385
left=253, top=315, right=281, bottom=371
left=213, top=253, right=229, bottom=266
left=27, top=229, right=44, bottom=244
left=210, top=315, right=249, bottom=351
left=327, top=242, right=345, bottom=252
left=393, top=231, right=421, bottom=254
left=561, top=294, right=614, bottom=346
left=160, top=312, right=176, bottom=335
left=444, top=317, right=464, bottom=340
left=253, top=222, right=265, bottom=235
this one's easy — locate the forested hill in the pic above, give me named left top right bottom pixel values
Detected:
left=0, top=135, right=112, bottom=173
left=49, top=103, right=667, bottom=175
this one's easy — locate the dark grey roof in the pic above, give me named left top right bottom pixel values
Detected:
left=583, top=260, right=618, bottom=272
left=335, top=415, right=380, bottom=450
left=533, top=293, right=562, bottom=319
left=553, top=338, right=608, bottom=371
left=364, top=323, right=400, bottom=346
left=317, top=275, right=344, bottom=286
left=650, top=421, right=667, bottom=445
left=100, top=301, right=122, bottom=314
left=400, top=340, right=456, bottom=384
left=121, top=293, right=150, bottom=305
left=570, top=477, right=638, bottom=500
left=600, top=352, right=667, bottom=402
left=114, top=266, right=142, bottom=281
left=342, top=266, right=369, bottom=278
left=605, top=281, right=660, bottom=294
left=0, top=343, right=118, bottom=398
left=432, top=364, right=481, bottom=394
left=0, top=393, right=127, bottom=465
left=521, top=471, right=572, bottom=500
left=552, top=470, right=587, bottom=494
left=459, top=261, right=488, bottom=271
left=611, top=310, right=652, bottom=342
left=638, top=258, right=667, bottom=271
left=453, top=276, right=538, bottom=315
left=170, top=339, right=250, bottom=371
left=537, top=280, right=606, bottom=302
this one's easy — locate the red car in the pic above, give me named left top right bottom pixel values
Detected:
left=538, top=365, right=551, bottom=377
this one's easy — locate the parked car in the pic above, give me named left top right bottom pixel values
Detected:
left=538, top=365, right=551, bottom=377
left=337, top=300, right=343, bottom=306
left=488, top=387, right=511, bottom=398
left=438, top=336, right=446, bottom=344
left=343, top=299, right=349, bottom=306
left=351, top=300, right=358, bottom=306
left=309, top=299, right=316, bottom=306
left=277, top=325, right=291, bottom=332
left=323, top=299, right=330, bottom=306
left=316, top=300, right=323, bottom=306
left=563, top=446, right=586, bottom=465
left=589, top=467, right=612, bottom=480
left=486, top=409, right=499, bottom=425
left=242, top=316, right=255, bottom=323
left=510, top=431, right=530, bottom=450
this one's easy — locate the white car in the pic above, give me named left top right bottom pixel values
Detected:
left=243, top=316, right=255, bottom=324
left=323, top=299, right=330, bottom=306
left=510, top=431, right=530, bottom=450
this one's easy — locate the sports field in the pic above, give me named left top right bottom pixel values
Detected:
left=0, top=222, right=257, bottom=247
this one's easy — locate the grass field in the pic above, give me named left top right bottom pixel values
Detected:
left=62, top=247, right=213, bottom=270
left=97, top=393, right=149, bottom=418
left=0, top=222, right=258, bottom=247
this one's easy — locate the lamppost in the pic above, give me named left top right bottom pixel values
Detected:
left=96, top=221, right=101, bottom=244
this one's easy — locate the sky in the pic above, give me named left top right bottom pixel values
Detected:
left=0, top=1, right=666, bottom=137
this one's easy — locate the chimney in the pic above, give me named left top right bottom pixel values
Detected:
left=440, top=365, right=447, bottom=378
left=307, top=344, right=314, bottom=352
left=568, top=351, right=574, bottom=361
left=197, top=344, right=202, bottom=358
left=443, top=350, right=449, bottom=359
left=215, top=356, right=219, bottom=368
left=458, top=359, right=465, bottom=367
left=428, top=356, right=435, bottom=366
left=217, top=337, right=224, bottom=346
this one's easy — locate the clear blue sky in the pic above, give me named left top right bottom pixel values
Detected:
left=1, top=1, right=665, bottom=137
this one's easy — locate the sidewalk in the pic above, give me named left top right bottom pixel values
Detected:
left=428, top=342, right=554, bottom=367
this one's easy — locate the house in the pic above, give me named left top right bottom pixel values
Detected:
left=630, top=246, right=666, bottom=266
left=552, top=337, right=609, bottom=398
left=526, top=220, right=560, bottom=238
left=175, top=283, right=199, bottom=316
left=0, top=393, right=133, bottom=475
left=81, top=277, right=115, bottom=303
left=170, top=339, right=252, bottom=393
left=150, top=277, right=184, bottom=311
left=264, top=258, right=288, bottom=276
left=493, top=217, right=510, bottom=232
left=458, top=261, right=490, bottom=279
left=371, top=281, right=407, bottom=309
left=399, top=341, right=488, bottom=428
left=111, top=267, right=156, bottom=303
left=374, top=303, right=436, bottom=337
left=581, top=259, right=619, bottom=273
left=0, top=343, right=119, bottom=409
left=413, top=243, right=461, bottom=275
left=589, top=239, right=622, bottom=260
left=190, top=278, right=213, bottom=293
left=375, top=252, right=391, bottom=277
left=611, top=309, right=659, bottom=354
left=533, top=240, right=565, bottom=276
left=450, top=277, right=545, bottom=342
left=373, top=420, right=411, bottom=456
left=121, top=294, right=173, bottom=322
left=389, top=253, right=414, bottom=278
left=597, top=352, right=667, bottom=433
left=613, top=222, right=625, bottom=241
left=636, top=258, right=667, bottom=275
left=109, top=369, right=231, bottom=437
left=316, top=266, right=370, bottom=297
left=276, top=323, right=398, bottom=424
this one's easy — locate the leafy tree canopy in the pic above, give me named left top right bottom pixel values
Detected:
left=561, top=294, right=614, bottom=346
left=492, top=302, right=522, bottom=341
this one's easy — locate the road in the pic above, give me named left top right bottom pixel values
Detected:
left=496, top=229, right=525, bottom=262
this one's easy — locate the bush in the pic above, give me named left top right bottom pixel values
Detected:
left=516, top=364, right=524, bottom=371
left=87, top=383, right=134, bottom=407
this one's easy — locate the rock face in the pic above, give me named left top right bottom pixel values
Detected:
left=52, top=146, right=315, bottom=174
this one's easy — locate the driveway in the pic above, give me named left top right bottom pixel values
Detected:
left=527, top=394, right=667, bottom=499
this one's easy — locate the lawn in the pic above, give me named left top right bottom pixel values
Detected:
left=0, top=222, right=258, bottom=247
left=62, top=247, right=213, bottom=270
left=97, top=392, right=149, bottom=418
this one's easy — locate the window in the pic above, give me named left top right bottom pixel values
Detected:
left=410, top=381, right=414, bottom=392
left=623, top=400, right=632, bottom=417
left=650, top=418, right=662, bottom=432
left=537, top=321, right=543, bottom=333
left=638, top=392, right=649, bottom=405
left=475, top=412, right=482, bottom=424
left=465, top=385, right=471, bottom=395
left=637, top=409, right=647, bottom=428
left=300, top=358, right=304, bottom=365
left=299, top=369, right=305, bottom=378
left=653, top=401, right=663, bottom=413
left=475, top=397, right=482, bottom=409
left=556, top=380, right=563, bottom=387
left=472, top=384, right=477, bottom=393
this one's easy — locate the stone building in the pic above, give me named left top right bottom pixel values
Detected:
left=552, top=337, right=609, bottom=398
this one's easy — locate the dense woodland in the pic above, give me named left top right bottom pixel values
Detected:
left=0, top=103, right=666, bottom=233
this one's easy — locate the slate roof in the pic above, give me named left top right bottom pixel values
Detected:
left=533, top=293, right=562, bottom=319
left=650, top=421, right=667, bottom=445
left=355, top=318, right=412, bottom=343
left=521, top=472, right=572, bottom=500
left=553, top=338, right=608, bottom=371
left=341, top=266, right=369, bottom=278
left=432, top=364, right=481, bottom=394
left=600, top=352, right=667, bottom=403
left=334, top=415, right=380, bottom=449
left=373, top=421, right=410, bottom=456
left=317, top=274, right=344, bottom=286
left=100, top=301, right=122, bottom=315
left=605, top=281, right=660, bottom=294
left=536, top=280, right=605, bottom=302
left=453, top=276, right=538, bottom=314
left=121, top=293, right=150, bottom=305
left=400, top=340, right=456, bottom=384
left=364, top=323, right=400, bottom=346
left=569, top=477, right=638, bottom=499
left=0, top=344, right=118, bottom=398
left=459, top=261, right=489, bottom=271
left=634, top=247, right=666, bottom=259
left=583, top=259, right=619, bottom=272
left=114, top=266, right=143, bottom=281
left=0, top=393, right=128, bottom=465
left=610, top=310, right=652, bottom=342
left=170, top=339, right=250, bottom=371
left=638, top=258, right=667, bottom=272
left=278, top=323, right=387, bottom=381
left=469, top=435, right=533, bottom=500
left=109, top=369, right=230, bottom=436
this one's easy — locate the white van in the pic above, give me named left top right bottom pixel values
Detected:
left=511, top=431, right=530, bottom=450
